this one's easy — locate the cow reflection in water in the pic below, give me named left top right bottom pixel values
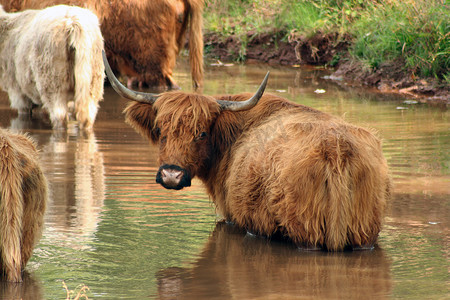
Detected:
left=0, top=272, right=43, bottom=299
left=9, top=116, right=105, bottom=246
left=43, top=133, right=104, bottom=240
left=157, top=222, right=392, bottom=299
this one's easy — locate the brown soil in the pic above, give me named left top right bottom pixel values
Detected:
left=333, top=59, right=449, bottom=104
left=204, top=30, right=349, bottom=66
left=203, top=31, right=449, bottom=105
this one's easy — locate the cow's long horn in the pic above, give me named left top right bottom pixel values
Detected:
left=102, top=50, right=158, bottom=104
left=217, top=71, right=269, bottom=111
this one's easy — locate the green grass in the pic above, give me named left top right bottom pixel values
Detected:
left=204, top=0, right=450, bottom=82
left=351, top=0, right=450, bottom=81
left=204, top=0, right=329, bottom=37
left=204, top=0, right=372, bottom=35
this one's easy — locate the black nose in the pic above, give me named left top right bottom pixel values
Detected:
left=156, top=164, right=191, bottom=190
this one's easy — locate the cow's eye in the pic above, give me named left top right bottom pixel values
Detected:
left=154, top=127, right=161, bottom=137
left=195, top=132, right=207, bottom=141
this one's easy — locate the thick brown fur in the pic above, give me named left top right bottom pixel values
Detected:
left=0, top=0, right=204, bottom=89
left=124, top=92, right=391, bottom=251
left=0, top=129, right=47, bottom=282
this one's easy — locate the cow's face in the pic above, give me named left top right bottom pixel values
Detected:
left=125, top=92, right=221, bottom=190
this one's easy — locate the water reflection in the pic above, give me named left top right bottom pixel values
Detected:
left=157, top=222, right=392, bottom=299
left=0, top=272, right=43, bottom=300
left=40, top=131, right=105, bottom=248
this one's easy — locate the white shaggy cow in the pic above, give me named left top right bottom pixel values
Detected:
left=0, top=129, right=47, bottom=282
left=0, top=5, right=104, bottom=130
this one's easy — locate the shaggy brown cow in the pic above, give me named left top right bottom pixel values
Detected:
left=1, top=0, right=204, bottom=89
left=103, top=52, right=391, bottom=251
left=0, top=129, right=47, bottom=282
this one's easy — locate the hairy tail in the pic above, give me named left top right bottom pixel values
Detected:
left=323, top=159, right=353, bottom=251
left=66, top=8, right=105, bottom=130
left=322, top=132, right=387, bottom=251
left=187, top=0, right=204, bottom=89
left=0, top=134, right=25, bottom=281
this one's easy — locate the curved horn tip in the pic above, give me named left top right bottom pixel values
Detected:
left=263, top=71, right=270, bottom=84
left=102, top=50, right=158, bottom=104
left=217, top=71, right=270, bottom=112
left=258, top=71, right=270, bottom=94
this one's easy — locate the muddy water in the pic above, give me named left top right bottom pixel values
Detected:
left=0, top=61, right=448, bottom=299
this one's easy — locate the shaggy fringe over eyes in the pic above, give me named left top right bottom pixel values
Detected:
left=154, top=92, right=220, bottom=137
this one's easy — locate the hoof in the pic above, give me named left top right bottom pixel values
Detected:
left=352, top=244, right=375, bottom=251
left=297, top=243, right=323, bottom=251
left=245, top=230, right=258, bottom=237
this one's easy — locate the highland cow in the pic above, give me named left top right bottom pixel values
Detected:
left=0, top=5, right=104, bottom=130
left=0, top=129, right=47, bottom=282
left=103, top=52, right=391, bottom=251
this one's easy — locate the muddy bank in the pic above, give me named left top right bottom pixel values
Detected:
left=203, top=31, right=449, bottom=105
left=204, top=30, right=349, bottom=66
left=332, top=59, right=449, bottom=105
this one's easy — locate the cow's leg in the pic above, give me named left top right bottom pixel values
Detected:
left=166, top=75, right=180, bottom=90
left=74, top=99, right=97, bottom=131
left=7, top=90, right=34, bottom=115
left=45, top=95, right=67, bottom=129
left=127, top=77, right=138, bottom=89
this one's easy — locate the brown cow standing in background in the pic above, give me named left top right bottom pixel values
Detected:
left=0, top=129, right=47, bottom=282
left=103, top=52, right=391, bottom=251
left=1, top=0, right=204, bottom=89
